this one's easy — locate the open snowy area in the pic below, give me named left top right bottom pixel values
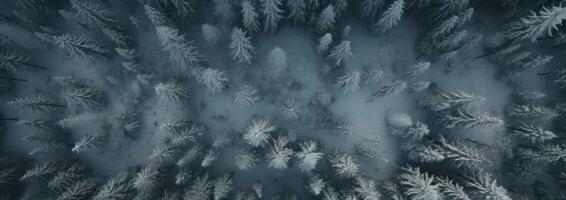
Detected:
left=0, top=0, right=566, bottom=199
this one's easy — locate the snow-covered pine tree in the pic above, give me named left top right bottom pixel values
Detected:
left=488, top=41, right=521, bottom=63
left=9, top=0, right=47, bottom=13
left=266, top=136, right=294, bottom=169
left=252, top=182, right=263, bottom=198
left=509, top=5, right=566, bottom=42
left=161, top=0, right=196, bottom=17
left=465, top=171, right=512, bottom=200
left=116, top=112, right=141, bottom=138
left=213, top=174, right=233, bottom=200
left=317, top=5, right=336, bottom=33
left=408, top=145, right=446, bottom=163
left=174, top=170, right=190, bottom=185
left=435, top=136, right=489, bottom=170
left=322, top=187, right=340, bottom=200
left=176, top=144, right=202, bottom=167
left=184, top=174, right=212, bottom=200
left=335, top=71, right=361, bottom=93
left=56, top=178, right=98, bottom=200
left=437, top=30, right=469, bottom=50
left=201, top=24, right=222, bottom=46
left=72, top=134, right=104, bottom=153
left=502, top=50, right=531, bottom=67
left=70, top=0, right=115, bottom=29
left=8, top=96, right=65, bottom=113
left=308, top=174, right=326, bottom=196
left=363, top=69, right=384, bottom=84
left=28, top=140, right=66, bottom=155
left=317, top=33, right=333, bottom=53
left=243, top=118, right=276, bottom=147
left=519, top=145, right=566, bottom=164
left=382, top=181, right=405, bottom=200
left=234, top=84, right=259, bottom=106
left=212, top=132, right=233, bottom=150
left=132, top=164, right=160, bottom=192
left=405, top=61, right=431, bottom=76
left=149, top=143, right=178, bottom=163
left=20, top=160, right=61, bottom=181
left=170, top=126, right=203, bottom=146
left=0, top=51, right=47, bottom=71
left=507, top=104, right=558, bottom=120
left=235, top=148, right=258, bottom=170
left=400, top=121, right=430, bottom=141
left=354, top=177, right=381, bottom=200
left=154, top=81, right=190, bottom=103
left=201, top=149, right=218, bottom=168
left=287, top=0, right=306, bottom=24
left=198, top=67, right=228, bottom=93
left=336, top=120, right=356, bottom=136
left=328, top=40, right=353, bottom=66
left=296, top=141, right=324, bottom=173
left=115, top=48, right=137, bottom=60
left=234, top=192, right=258, bottom=200
left=48, top=163, right=88, bottom=192
left=69, top=0, right=129, bottom=46
left=376, top=0, right=404, bottom=32
left=434, top=0, right=469, bottom=21
left=272, top=99, right=295, bottom=121
left=517, top=90, right=546, bottom=102
left=241, top=0, right=260, bottom=32
left=435, top=176, right=471, bottom=200
left=92, top=173, right=133, bottom=200
left=158, top=119, right=192, bottom=136
left=333, top=0, right=348, bottom=17
left=230, top=28, right=255, bottom=65
left=344, top=191, right=360, bottom=200
left=356, top=143, right=385, bottom=162
left=441, top=109, right=503, bottom=129
left=513, top=55, right=552, bottom=72
left=372, top=79, right=407, bottom=97
left=510, top=123, right=557, bottom=143
left=399, top=166, right=443, bottom=200
left=121, top=62, right=144, bottom=74
left=61, top=87, right=105, bottom=107
left=16, top=118, right=56, bottom=132
left=267, top=46, right=288, bottom=77
left=37, top=33, right=108, bottom=61
left=361, top=0, right=383, bottom=20
left=330, top=153, right=360, bottom=178
left=155, top=26, right=202, bottom=72
left=430, top=15, right=460, bottom=40
left=144, top=5, right=169, bottom=26
left=214, top=0, right=236, bottom=22
left=418, top=89, right=485, bottom=112
left=261, top=0, right=284, bottom=32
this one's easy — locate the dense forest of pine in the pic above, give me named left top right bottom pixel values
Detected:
left=0, top=0, right=566, bottom=199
